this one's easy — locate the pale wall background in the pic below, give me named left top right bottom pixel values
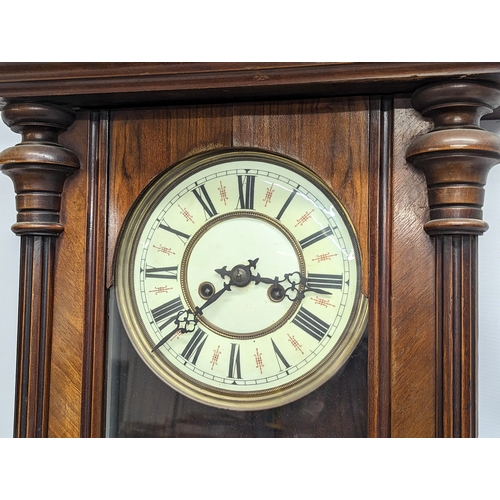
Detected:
left=0, top=115, right=499, bottom=438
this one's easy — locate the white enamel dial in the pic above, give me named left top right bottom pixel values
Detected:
left=115, top=151, right=367, bottom=410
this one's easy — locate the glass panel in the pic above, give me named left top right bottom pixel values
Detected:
left=106, top=289, right=368, bottom=438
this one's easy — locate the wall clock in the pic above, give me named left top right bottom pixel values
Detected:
left=1, top=63, right=500, bottom=438
left=114, top=150, right=367, bottom=411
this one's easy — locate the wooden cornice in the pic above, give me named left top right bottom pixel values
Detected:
left=1, top=62, right=500, bottom=111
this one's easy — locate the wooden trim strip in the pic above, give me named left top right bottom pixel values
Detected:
left=80, top=111, right=109, bottom=437
left=368, top=96, right=393, bottom=437
left=436, top=235, right=478, bottom=437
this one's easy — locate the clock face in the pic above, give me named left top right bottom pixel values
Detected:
left=115, top=150, right=367, bottom=410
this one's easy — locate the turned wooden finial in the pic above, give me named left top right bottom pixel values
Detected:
left=0, top=102, right=80, bottom=236
left=406, top=80, right=500, bottom=236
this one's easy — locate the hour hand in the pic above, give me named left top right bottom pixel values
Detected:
left=215, top=258, right=260, bottom=288
left=215, top=258, right=280, bottom=288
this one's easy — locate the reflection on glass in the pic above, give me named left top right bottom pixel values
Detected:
left=106, top=289, right=367, bottom=438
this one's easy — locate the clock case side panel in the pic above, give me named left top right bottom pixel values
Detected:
left=47, top=111, right=110, bottom=437
left=367, top=96, right=438, bottom=438
left=390, top=98, right=437, bottom=437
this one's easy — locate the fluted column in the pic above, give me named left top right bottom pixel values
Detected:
left=0, top=103, right=79, bottom=437
left=406, top=80, right=500, bottom=437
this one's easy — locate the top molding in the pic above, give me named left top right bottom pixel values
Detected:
left=1, top=62, right=500, bottom=112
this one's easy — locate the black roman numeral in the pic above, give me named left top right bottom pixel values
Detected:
left=159, top=223, right=190, bottom=243
left=193, top=184, right=217, bottom=218
left=181, top=328, right=208, bottom=365
left=292, top=307, right=330, bottom=341
left=150, top=297, right=185, bottom=352
left=271, top=339, right=290, bottom=371
left=276, top=189, right=297, bottom=220
left=307, top=273, right=343, bottom=290
left=145, top=265, right=178, bottom=280
left=151, top=296, right=184, bottom=330
left=299, top=226, right=333, bottom=249
left=237, top=174, right=256, bottom=209
left=228, top=343, right=242, bottom=379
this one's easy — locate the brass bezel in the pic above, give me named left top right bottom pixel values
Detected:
left=114, top=149, right=368, bottom=411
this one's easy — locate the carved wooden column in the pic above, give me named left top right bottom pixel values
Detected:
left=406, top=80, right=500, bottom=437
left=0, top=103, right=79, bottom=437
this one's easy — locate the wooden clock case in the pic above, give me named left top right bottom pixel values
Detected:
left=0, top=63, right=499, bottom=438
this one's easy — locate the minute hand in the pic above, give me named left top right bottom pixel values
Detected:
left=152, top=282, right=232, bottom=352
left=283, top=271, right=332, bottom=302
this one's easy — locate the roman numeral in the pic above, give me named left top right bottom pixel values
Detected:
left=181, top=328, right=208, bottom=365
left=159, top=223, right=190, bottom=243
left=307, top=273, right=343, bottom=290
left=228, top=343, right=242, bottom=379
left=271, top=339, right=290, bottom=371
left=193, top=184, right=217, bottom=218
left=292, top=307, right=330, bottom=341
left=237, top=174, right=256, bottom=209
left=151, top=296, right=184, bottom=330
left=145, top=265, right=178, bottom=280
left=276, top=189, right=297, bottom=220
left=299, top=226, right=333, bottom=249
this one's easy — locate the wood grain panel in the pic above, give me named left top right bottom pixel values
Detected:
left=48, top=116, right=92, bottom=437
left=390, top=99, right=436, bottom=437
left=107, top=105, right=233, bottom=285
left=232, top=98, right=370, bottom=296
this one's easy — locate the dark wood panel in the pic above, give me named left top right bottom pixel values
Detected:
left=48, top=116, right=92, bottom=437
left=390, top=100, right=436, bottom=437
left=45, top=111, right=112, bottom=437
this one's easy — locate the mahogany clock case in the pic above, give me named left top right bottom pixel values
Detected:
left=1, top=63, right=500, bottom=438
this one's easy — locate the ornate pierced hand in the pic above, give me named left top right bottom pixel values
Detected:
left=280, top=271, right=332, bottom=302
left=152, top=258, right=259, bottom=352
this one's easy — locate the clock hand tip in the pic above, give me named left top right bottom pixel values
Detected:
left=248, top=257, right=259, bottom=268
left=215, top=266, right=227, bottom=276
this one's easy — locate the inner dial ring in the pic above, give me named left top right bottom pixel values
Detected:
left=180, top=211, right=306, bottom=339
